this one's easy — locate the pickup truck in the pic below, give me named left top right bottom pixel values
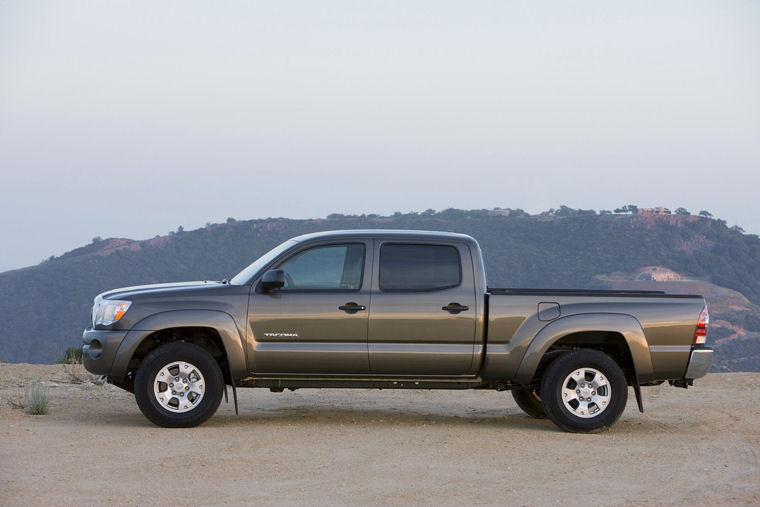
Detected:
left=82, top=230, right=713, bottom=432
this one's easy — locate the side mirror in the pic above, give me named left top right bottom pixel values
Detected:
left=261, top=269, right=285, bottom=292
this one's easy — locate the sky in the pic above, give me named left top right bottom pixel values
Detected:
left=1, top=1, right=758, bottom=272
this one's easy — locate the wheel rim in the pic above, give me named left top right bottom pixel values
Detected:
left=561, top=367, right=611, bottom=418
left=152, top=361, right=205, bottom=413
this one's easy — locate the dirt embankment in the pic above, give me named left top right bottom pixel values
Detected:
left=1, top=363, right=758, bottom=506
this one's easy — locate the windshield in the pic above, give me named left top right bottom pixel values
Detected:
left=229, top=240, right=298, bottom=285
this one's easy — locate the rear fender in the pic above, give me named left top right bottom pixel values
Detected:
left=513, top=313, right=654, bottom=384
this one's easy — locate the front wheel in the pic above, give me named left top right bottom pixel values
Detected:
left=540, top=349, right=628, bottom=433
left=134, top=342, right=224, bottom=428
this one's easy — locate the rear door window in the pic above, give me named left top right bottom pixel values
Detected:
left=379, top=244, right=461, bottom=291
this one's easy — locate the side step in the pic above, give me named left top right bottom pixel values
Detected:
left=237, top=377, right=485, bottom=390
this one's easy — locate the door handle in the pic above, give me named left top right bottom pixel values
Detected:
left=442, top=303, right=469, bottom=313
left=339, top=302, right=366, bottom=313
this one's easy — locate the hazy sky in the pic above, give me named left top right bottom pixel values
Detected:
left=1, top=1, right=758, bottom=272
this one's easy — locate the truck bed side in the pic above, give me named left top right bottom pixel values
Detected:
left=482, top=290, right=705, bottom=383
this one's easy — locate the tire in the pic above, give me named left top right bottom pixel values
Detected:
left=540, top=349, right=628, bottom=433
left=511, top=389, right=546, bottom=419
left=134, top=342, right=224, bottom=428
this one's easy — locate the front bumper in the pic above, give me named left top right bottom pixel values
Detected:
left=82, top=328, right=128, bottom=376
left=684, top=346, right=713, bottom=379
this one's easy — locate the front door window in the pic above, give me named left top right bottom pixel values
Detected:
left=278, top=244, right=365, bottom=291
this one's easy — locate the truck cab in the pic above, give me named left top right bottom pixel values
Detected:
left=241, top=231, right=483, bottom=376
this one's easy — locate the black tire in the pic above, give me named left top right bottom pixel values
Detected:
left=134, top=342, right=224, bottom=428
left=511, top=389, right=546, bottom=419
left=540, top=349, right=628, bottom=433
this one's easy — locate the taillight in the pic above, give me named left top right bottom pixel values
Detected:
left=693, top=306, right=709, bottom=345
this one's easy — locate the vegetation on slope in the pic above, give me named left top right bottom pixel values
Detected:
left=0, top=207, right=757, bottom=369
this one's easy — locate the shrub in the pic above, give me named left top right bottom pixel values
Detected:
left=25, top=381, right=49, bottom=415
left=57, top=347, right=82, bottom=364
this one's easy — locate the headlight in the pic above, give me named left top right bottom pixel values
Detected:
left=93, top=298, right=132, bottom=327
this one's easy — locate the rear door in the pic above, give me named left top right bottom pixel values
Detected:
left=247, top=240, right=372, bottom=374
left=368, top=241, right=477, bottom=375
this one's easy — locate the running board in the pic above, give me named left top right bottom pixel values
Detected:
left=237, top=377, right=485, bottom=390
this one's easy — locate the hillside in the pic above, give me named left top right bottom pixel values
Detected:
left=0, top=208, right=758, bottom=370
left=599, top=273, right=760, bottom=371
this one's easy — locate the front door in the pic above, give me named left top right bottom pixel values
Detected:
left=368, top=241, right=477, bottom=375
left=248, top=241, right=372, bottom=374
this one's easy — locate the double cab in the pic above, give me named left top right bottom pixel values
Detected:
left=82, top=230, right=713, bottom=432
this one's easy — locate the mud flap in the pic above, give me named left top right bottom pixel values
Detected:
left=222, top=352, right=239, bottom=415
left=621, top=341, right=645, bottom=413
left=229, top=370, right=239, bottom=415
left=632, top=381, right=644, bottom=413
left=631, top=366, right=644, bottom=413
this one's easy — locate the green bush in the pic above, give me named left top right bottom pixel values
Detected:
left=25, top=380, right=49, bottom=415
left=57, top=347, right=82, bottom=364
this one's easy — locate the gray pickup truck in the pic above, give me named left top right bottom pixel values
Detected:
left=82, top=230, right=712, bottom=432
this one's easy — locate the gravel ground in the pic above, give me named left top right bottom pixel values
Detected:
left=0, top=363, right=758, bottom=506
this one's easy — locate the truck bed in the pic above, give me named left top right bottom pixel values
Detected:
left=488, top=287, right=703, bottom=298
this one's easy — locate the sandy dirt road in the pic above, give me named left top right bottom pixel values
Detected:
left=1, top=363, right=758, bottom=506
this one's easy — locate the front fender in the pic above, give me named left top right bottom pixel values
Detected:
left=111, top=310, right=248, bottom=381
left=513, top=313, right=654, bottom=384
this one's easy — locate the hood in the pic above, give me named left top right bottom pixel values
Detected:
left=100, top=280, right=224, bottom=300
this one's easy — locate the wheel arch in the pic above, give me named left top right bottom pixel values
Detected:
left=110, top=310, right=247, bottom=390
left=513, top=313, right=654, bottom=385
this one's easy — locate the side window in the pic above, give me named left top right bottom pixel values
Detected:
left=379, top=244, right=461, bottom=291
left=277, top=244, right=365, bottom=291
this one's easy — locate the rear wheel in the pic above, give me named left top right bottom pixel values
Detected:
left=511, top=389, right=546, bottom=419
left=134, top=342, right=224, bottom=428
left=540, top=349, right=628, bottom=433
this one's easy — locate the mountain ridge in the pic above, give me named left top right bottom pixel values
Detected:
left=1, top=207, right=758, bottom=370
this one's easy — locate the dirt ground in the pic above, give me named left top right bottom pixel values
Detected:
left=0, top=363, right=758, bottom=506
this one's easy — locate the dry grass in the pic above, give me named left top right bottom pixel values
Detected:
left=6, top=393, right=26, bottom=410
left=4, top=378, right=49, bottom=414
left=25, top=380, right=49, bottom=415
left=61, top=364, right=104, bottom=385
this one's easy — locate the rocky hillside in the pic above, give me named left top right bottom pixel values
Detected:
left=0, top=207, right=758, bottom=369
left=600, top=271, right=760, bottom=371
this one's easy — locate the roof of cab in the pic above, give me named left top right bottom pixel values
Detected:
left=290, top=229, right=476, bottom=243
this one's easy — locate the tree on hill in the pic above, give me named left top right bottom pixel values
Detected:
left=675, top=207, right=690, bottom=216
left=2, top=207, right=759, bottom=368
left=699, top=210, right=713, bottom=218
